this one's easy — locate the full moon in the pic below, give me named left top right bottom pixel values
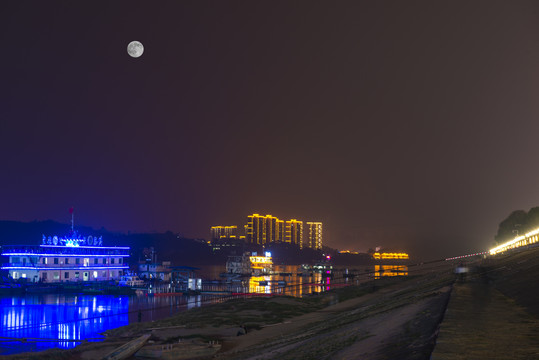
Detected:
left=127, top=41, right=144, bottom=58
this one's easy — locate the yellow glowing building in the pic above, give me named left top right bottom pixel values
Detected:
left=210, top=226, right=238, bottom=241
left=285, top=219, right=303, bottom=249
left=372, top=252, right=409, bottom=260
left=246, top=214, right=283, bottom=245
left=276, top=219, right=285, bottom=243
left=306, top=222, right=322, bottom=250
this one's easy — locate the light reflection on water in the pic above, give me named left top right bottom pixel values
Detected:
left=0, top=295, right=129, bottom=355
left=0, top=293, right=210, bottom=355
left=200, top=265, right=330, bottom=297
left=374, top=265, right=408, bottom=279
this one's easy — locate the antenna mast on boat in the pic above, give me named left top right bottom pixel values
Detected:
left=69, top=207, right=74, bottom=233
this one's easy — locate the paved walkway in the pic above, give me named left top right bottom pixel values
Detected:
left=431, top=281, right=539, bottom=360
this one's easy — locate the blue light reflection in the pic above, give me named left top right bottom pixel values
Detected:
left=0, top=295, right=128, bottom=355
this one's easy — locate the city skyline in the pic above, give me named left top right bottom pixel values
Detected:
left=212, top=213, right=323, bottom=251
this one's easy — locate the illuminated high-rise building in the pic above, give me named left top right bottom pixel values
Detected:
left=246, top=214, right=263, bottom=245
left=306, top=222, right=322, bottom=250
left=276, top=219, right=285, bottom=243
left=210, top=226, right=238, bottom=241
left=245, top=214, right=283, bottom=245
left=285, top=219, right=303, bottom=248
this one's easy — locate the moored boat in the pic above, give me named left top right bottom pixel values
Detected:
left=118, top=275, right=145, bottom=288
left=222, top=252, right=273, bottom=277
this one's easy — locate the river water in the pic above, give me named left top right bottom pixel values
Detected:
left=0, top=264, right=406, bottom=355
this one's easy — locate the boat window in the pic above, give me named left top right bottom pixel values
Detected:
left=54, top=258, right=58, bottom=264
left=119, top=258, right=123, bottom=264
left=76, top=258, right=80, bottom=264
left=111, top=258, right=115, bottom=264
left=64, top=272, right=69, bottom=279
left=94, top=258, right=98, bottom=264
left=65, top=258, right=69, bottom=264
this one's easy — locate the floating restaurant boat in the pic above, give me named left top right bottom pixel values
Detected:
left=223, top=252, right=273, bottom=277
left=1, top=232, right=130, bottom=283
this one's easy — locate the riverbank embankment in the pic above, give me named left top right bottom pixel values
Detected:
left=1, top=261, right=457, bottom=360
left=432, top=247, right=539, bottom=359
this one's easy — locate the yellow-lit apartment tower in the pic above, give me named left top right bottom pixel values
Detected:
left=246, top=214, right=284, bottom=245
left=306, top=222, right=322, bottom=250
left=210, top=226, right=238, bottom=241
left=286, top=219, right=303, bottom=249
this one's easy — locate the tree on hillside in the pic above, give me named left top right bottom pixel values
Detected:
left=525, top=207, right=539, bottom=232
left=495, top=210, right=527, bottom=244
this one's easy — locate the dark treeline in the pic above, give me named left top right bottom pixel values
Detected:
left=0, top=221, right=377, bottom=269
left=495, top=207, right=539, bottom=244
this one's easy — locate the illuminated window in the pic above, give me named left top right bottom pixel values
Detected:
left=93, top=271, right=98, bottom=278
left=42, top=258, right=47, bottom=264
left=53, top=272, right=59, bottom=280
left=21, top=273, right=26, bottom=278
left=75, top=272, right=79, bottom=278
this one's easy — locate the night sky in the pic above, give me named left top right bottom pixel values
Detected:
left=2, top=2, right=539, bottom=260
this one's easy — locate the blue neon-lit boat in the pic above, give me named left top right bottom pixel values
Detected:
left=1, top=233, right=130, bottom=284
